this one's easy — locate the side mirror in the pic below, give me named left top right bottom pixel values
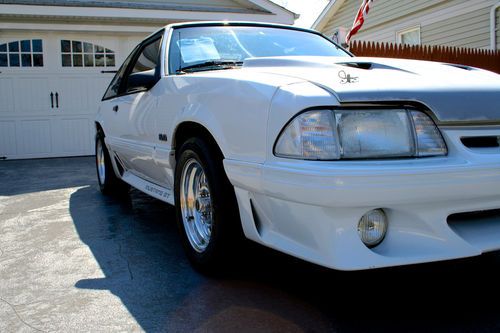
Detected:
left=126, top=69, right=157, bottom=92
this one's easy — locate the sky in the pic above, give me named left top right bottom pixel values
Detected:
left=270, top=0, right=330, bottom=28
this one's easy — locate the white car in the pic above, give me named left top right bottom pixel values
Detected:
left=95, top=21, right=500, bottom=271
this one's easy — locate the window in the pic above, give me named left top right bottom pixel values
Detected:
left=102, top=34, right=162, bottom=100
left=131, top=39, right=161, bottom=73
left=397, top=27, right=421, bottom=45
left=61, top=40, right=115, bottom=67
left=125, top=37, right=161, bottom=92
left=0, top=39, right=43, bottom=67
left=102, top=45, right=138, bottom=100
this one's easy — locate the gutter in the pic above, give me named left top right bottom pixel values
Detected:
left=491, top=1, right=500, bottom=50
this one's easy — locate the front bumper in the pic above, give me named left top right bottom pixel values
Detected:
left=224, top=127, right=500, bottom=270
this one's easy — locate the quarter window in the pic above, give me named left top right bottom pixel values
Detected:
left=61, top=40, right=115, bottom=67
left=0, top=39, right=43, bottom=67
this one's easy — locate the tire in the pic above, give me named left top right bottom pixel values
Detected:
left=95, top=131, right=129, bottom=195
left=174, top=137, right=241, bottom=272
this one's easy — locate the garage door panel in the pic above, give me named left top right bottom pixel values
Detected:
left=59, top=118, right=93, bottom=154
left=0, top=121, right=17, bottom=157
left=54, top=77, right=89, bottom=114
left=0, top=78, right=15, bottom=114
left=18, top=119, right=51, bottom=155
left=14, top=78, right=51, bottom=114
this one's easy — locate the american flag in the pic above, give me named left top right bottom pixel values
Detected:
left=346, top=0, right=374, bottom=44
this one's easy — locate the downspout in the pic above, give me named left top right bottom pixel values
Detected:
left=491, top=1, right=500, bottom=50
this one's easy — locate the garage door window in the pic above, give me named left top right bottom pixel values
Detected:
left=0, top=39, right=43, bottom=67
left=61, top=40, right=115, bottom=67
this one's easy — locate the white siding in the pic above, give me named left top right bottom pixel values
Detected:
left=423, top=6, right=491, bottom=48
left=320, top=0, right=497, bottom=49
left=321, top=0, right=359, bottom=38
left=497, top=6, right=500, bottom=49
left=322, top=0, right=444, bottom=39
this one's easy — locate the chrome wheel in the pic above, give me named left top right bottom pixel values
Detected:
left=96, top=139, right=106, bottom=184
left=180, top=158, right=213, bottom=253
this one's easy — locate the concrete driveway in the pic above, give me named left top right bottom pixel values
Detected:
left=1, top=157, right=500, bottom=332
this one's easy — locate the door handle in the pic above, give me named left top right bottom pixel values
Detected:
left=55, top=92, right=59, bottom=108
left=113, top=105, right=119, bottom=112
left=50, top=92, right=54, bottom=108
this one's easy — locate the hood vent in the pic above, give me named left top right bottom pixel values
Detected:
left=445, top=63, right=475, bottom=71
left=337, top=62, right=373, bottom=70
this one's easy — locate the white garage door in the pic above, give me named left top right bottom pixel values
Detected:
left=0, top=31, right=140, bottom=159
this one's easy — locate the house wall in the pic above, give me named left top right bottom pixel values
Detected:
left=320, top=0, right=498, bottom=49
left=497, top=5, right=500, bottom=49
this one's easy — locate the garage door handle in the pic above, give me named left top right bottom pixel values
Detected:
left=50, top=92, right=54, bottom=108
left=55, top=92, right=59, bottom=108
left=113, top=105, right=119, bottom=112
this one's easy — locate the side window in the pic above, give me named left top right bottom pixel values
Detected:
left=132, top=39, right=161, bottom=73
left=102, top=45, right=139, bottom=100
left=102, top=34, right=162, bottom=100
left=125, top=37, right=162, bottom=93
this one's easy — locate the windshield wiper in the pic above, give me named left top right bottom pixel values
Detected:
left=177, top=60, right=243, bottom=74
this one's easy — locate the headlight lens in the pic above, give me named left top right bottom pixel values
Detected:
left=275, top=109, right=446, bottom=160
left=274, top=110, right=339, bottom=160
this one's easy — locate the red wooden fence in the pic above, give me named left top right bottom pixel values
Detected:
left=349, top=40, right=500, bottom=74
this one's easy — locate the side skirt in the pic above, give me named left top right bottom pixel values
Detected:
left=121, top=171, right=174, bottom=205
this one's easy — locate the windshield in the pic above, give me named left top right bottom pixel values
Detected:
left=168, top=25, right=350, bottom=73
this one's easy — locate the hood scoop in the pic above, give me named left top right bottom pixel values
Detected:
left=444, top=63, right=475, bottom=71
left=336, top=62, right=373, bottom=70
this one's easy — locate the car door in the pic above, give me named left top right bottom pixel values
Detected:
left=100, top=32, right=163, bottom=183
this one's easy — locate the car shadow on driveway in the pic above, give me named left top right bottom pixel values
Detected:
left=69, top=184, right=500, bottom=332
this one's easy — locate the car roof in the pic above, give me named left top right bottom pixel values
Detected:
left=147, top=21, right=323, bottom=39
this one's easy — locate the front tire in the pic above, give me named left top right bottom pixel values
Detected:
left=174, top=137, right=240, bottom=272
left=95, top=132, right=129, bottom=195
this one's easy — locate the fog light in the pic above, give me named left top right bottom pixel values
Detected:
left=358, top=209, right=387, bottom=247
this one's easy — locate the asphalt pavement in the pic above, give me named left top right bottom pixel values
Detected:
left=1, top=157, right=500, bottom=332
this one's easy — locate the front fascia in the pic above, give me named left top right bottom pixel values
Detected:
left=223, top=80, right=500, bottom=270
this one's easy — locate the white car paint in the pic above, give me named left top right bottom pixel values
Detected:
left=96, top=22, right=500, bottom=270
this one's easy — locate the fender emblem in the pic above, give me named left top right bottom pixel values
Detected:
left=338, top=70, right=359, bottom=84
left=158, top=134, right=168, bottom=142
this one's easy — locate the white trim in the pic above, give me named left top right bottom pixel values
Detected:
left=0, top=22, right=155, bottom=33
left=491, top=1, right=500, bottom=50
left=396, top=26, right=421, bottom=45
left=0, top=3, right=294, bottom=25
left=311, top=0, right=347, bottom=30
left=246, top=0, right=299, bottom=20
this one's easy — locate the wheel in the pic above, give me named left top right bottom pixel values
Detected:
left=174, top=137, right=241, bottom=272
left=95, top=131, right=129, bottom=195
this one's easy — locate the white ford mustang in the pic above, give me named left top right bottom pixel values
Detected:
left=95, top=21, right=500, bottom=271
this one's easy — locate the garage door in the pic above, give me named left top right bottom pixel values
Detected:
left=0, top=31, right=139, bottom=160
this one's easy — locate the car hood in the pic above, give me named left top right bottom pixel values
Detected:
left=243, top=56, right=500, bottom=124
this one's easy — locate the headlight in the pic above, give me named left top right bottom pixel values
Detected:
left=274, top=109, right=446, bottom=160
